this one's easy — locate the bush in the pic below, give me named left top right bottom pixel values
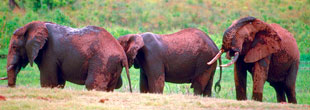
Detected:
left=0, top=0, right=309, bottom=55
left=20, top=0, right=76, bottom=11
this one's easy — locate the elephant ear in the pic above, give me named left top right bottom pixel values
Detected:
left=14, top=21, right=48, bottom=66
left=118, top=34, right=144, bottom=67
left=244, top=23, right=281, bottom=63
left=126, top=35, right=144, bottom=63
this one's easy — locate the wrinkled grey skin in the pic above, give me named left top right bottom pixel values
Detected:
left=2, top=21, right=132, bottom=92
left=118, top=28, right=222, bottom=96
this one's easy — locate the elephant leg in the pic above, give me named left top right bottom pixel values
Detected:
left=85, top=69, right=121, bottom=91
left=140, top=69, right=149, bottom=93
left=201, top=63, right=217, bottom=97
left=284, top=86, right=297, bottom=104
left=270, top=82, right=286, bottom=103
left=39, top=59, right=63, bottom=88
left=85, top=62, right=110, bottom=91
left=234, top=60, right=248, bottom=100
left=203, top=68, right=215, bottom=97
left=115, top=76, right=123, bottom=89
left=57, top=74, right=66, bottom=88
left=251, top=57, right=270, bottom=101
left=86, top=56, right=123, bottom=91
left=85, top=72, right=96, bottom=90
left=86, top=71, right=118, bottom=91
left=85, top=71, right=108, bottom=91
left=38, top=54, right=65, bottom=88
left=192, top=65, right=214, bottom=96
left=147, top=73, right=165, bottom=93
left=192, top=81, right=203, bottom=95
left=144, top=61, right=165, bottom=93
left=145, top=64, right=165, bottom=93
left=284, top=62, right=298, bottom=104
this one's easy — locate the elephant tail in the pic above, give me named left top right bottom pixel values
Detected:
left=123, top=60, right=132, bottom=92
left=214, top=56, right=222, bottom=93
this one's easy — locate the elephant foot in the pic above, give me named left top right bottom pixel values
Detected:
left=252, top=92, right=263, bottom=101
left=236, top=91, right=247, bottom=100
left=115, top=78, right=123, bottom=89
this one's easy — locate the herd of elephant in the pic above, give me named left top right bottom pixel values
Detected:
left=0, top=16, right=300, bottom=104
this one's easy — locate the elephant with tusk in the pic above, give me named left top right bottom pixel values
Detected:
left=207, top=16, right=300, bottom=104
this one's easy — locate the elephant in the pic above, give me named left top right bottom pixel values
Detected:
left=207, top=16, right=299, bottom=103
left=118, top=28, right=222, bottom=96
left=0, top=21, right=132, bottom=92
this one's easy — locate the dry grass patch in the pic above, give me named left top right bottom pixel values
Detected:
left=0, top=86, right=308, bottom=110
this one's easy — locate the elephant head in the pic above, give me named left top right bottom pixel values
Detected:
left=118, top=34, right=144, bottom=68
left=208, top=16, right=281, bottom=66
left=0, top=21, right=48, bottom=87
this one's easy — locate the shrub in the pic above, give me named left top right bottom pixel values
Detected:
left=20, top=0, right=76, bottom=11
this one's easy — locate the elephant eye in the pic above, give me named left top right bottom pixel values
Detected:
left=12, top=45, right=17, bottom=49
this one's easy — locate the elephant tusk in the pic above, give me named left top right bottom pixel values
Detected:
left=0, top=77, right=8, bottom=80
left=220, top=52, right=239, bottom=67
left=7, top=65, right=14, bottom=72
left=207, top=49, right=223, bottom=65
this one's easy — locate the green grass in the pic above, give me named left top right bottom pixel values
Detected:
left=0, top=0, right=309, bottom=107
left=1, top=57, right=310, bottom=104
left=0, top=0, right=309, bottom=54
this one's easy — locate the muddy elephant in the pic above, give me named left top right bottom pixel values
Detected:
left=208, top=16, right=299, bottom=103
left=0, top=21, right=132, bottom=92
left=118, top=28, right=222, bottom=96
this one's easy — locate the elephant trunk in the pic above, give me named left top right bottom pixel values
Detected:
left=6, top=54, right=22, bottom=87
left=7, top=66, right=17, bottom=87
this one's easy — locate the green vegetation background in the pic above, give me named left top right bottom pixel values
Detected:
left=0, top=0, right=309, bottom=104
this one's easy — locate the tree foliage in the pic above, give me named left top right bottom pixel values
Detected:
left=14, top=0, right=76, bottom=11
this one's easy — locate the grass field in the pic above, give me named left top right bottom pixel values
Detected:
left=1, top=87, right=309, bottom=110
left=0, top=57, right=310, bottom=105
left=0, top=0, right=309, bottom=108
